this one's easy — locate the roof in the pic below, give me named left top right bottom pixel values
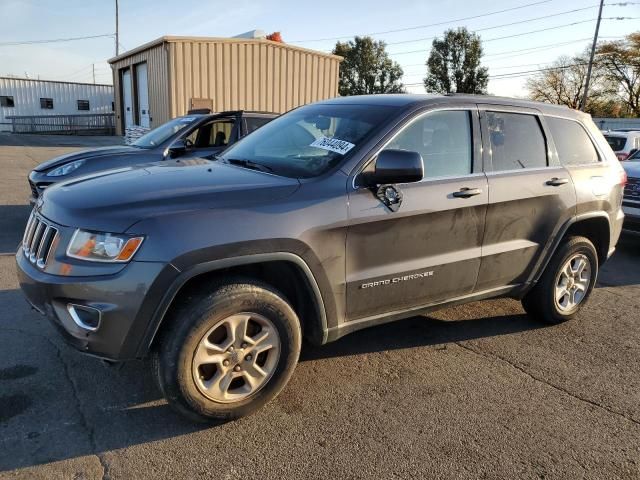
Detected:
left=0, top=76, right=112, bottom=88
left=108, top=36, right=343, bottom=64
left=318, top=94, right=579, bottom=116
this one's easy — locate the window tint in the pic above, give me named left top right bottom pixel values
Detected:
left=209, top=120, right=234, bottom=147
left=77, top=100, right=90, bottom=111
left=487, top=111, right=547, bottom=171
left=40, top=98, right=53, bottom=109
left=0, top=96, right=14, bottom=107
left=246, top=117, right=272, bottom=133
left=387, top=110, right=472, bottom=178
left=546, top=117, right=599, bottom=165
left=186, top=119, right=235, bottom=147
left=604, top=135, right=626, bottom=152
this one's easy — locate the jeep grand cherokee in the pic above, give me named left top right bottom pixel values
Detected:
left=16, top=94, right=626, bottom=422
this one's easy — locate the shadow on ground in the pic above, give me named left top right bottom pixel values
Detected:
left=598, top=234, right=640, bottom=288
left=0, top=283, right=543, bottom=473
left=0, top=205, right=32, bottom=254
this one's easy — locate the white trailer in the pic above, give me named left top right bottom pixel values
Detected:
left=0, top=77, right=114, bottom=132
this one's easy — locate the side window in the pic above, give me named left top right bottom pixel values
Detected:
left=546, top=117, right=600, bottom=165
left=387, top=110, right=473, bottom=178
left=486, top=111, right=547, bottom=171
left=209, top=120, right=234, bottom=147
left=186, top=119, right=234, bottom=147
left=246, top=117, right=272, bottom=134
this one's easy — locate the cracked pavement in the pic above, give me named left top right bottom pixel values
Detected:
left=1, top=135, right=639, bottom=479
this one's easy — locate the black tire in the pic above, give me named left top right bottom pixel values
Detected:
left=153, top=278, right=301, bottom=422
left=522, top=236, right=598, bottom=324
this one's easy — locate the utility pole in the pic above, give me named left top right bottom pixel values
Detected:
left=581, top=0, right=604, bottom=111
left=92, top=63, right=95, bottom=84
left=115, top=0, right=119, bottom=56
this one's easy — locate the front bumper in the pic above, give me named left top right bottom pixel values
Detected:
left=622, top=202, right=640, bottom=234
left=16, top=249, right=179, bottom=361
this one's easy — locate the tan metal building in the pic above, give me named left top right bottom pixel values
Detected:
left=108, top=36, right=342, bottom=135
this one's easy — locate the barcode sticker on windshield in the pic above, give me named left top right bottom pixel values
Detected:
left=310, top=136, right=355, bottom=155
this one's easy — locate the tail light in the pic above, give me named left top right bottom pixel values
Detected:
left=620, top=170, right=628, bottom=186
left=616, top=152, right=628, bottom=161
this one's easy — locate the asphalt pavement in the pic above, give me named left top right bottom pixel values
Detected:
left=0, top=134, right=639, bottom=479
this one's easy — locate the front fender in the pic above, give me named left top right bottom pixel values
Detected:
left=136, top=249, right=332, bottom=357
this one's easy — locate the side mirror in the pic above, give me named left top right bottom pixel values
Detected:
left=167, top=139, right=188, bottom=158
left=364, top=149, right=424, bottom=186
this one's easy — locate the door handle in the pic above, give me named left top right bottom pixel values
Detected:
left=452, top=187, right=482, bottom=198
left=546, top=177, right=569, bottom=186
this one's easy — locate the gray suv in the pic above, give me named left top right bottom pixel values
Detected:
left=16, top=95, right=626, bottom=422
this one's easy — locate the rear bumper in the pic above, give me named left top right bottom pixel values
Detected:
left=16, top=248, right=179, bottom=361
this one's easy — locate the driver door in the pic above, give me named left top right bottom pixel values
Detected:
left=345, top=107, right=488, bottom=320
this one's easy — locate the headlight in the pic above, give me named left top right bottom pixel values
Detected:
left=66, top=230, right=144, bottom=263
left=47, top=159, right=85, bottom=177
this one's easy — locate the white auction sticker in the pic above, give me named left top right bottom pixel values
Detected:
left=310, top=136, right=355, bottom=155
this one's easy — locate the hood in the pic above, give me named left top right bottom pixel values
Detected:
left=623, top=160, right=640, bottom=179
left=33, top=146, right=140, bottom=172
left=39, top=158, right=300, bottom=232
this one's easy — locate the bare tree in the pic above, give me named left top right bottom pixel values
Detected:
left=526, top=53, right=618, bottom=116
left=596, top=32, right=640, bottom=116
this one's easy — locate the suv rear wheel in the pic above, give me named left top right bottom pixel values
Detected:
left=153, top=279, right=301, bottom=422
left=522, top=236, right=598, bottom=324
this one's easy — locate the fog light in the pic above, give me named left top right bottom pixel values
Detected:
left=67, top=304, right=101, bottom=331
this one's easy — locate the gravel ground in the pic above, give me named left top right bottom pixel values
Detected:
left=0, top=134, right=638, bottom=480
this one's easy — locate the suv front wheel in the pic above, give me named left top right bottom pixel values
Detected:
left=153, top=279, right=301, bottom=422
left=522, top=236, right=598, bottom=324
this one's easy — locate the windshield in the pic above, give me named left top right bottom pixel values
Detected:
left=217, top=104, right=398, bottom=178
left=133, top=116, right=200, bottom=148
left=604, top=135, right=627, bottom=152
left=628, top=149, right=640, bottom=161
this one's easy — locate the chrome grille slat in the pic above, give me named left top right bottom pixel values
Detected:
left=29, top=222, right=45, bottom=262
left=24, top=216, right=38, bottom=254
left=28, top=220, right=42, bottom=254
left=22, top=211, right=59, bottom=269
left=22, top=212, right=35, bottom=249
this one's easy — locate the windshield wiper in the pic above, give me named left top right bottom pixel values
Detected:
left=224, top=158, right=274, bottom=174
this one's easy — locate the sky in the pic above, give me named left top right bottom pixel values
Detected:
left=0, top=0, right=638, bottom=98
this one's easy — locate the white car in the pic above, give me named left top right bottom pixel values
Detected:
left=603, top=130, right=640, bottom=161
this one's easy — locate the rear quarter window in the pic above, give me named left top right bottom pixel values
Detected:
left=604, top=135, right=627, bottom=152
left=546, top=117, right=600, bottom=166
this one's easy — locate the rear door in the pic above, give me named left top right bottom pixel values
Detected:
left=475, top=106, right=577, bottom=292
left=345, top=106, right=488, bottom=320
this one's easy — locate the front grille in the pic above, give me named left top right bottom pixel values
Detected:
left=624, top=176, right=640, bottom=201
left=22, top=212, right=59, bottom=269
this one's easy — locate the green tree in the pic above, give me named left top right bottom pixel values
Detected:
left=424, top=27, right=488, bottom=94
left=596, top=32, right=640, bottom=116
left=333, top=36, right=405, bottom=96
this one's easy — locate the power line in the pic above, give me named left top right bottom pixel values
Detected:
left=289, top=0, right=555, bottom=43
left=387, top=18, right=635, bottom=56
left=385, top=5, right=599, bottom=46
left=291, top=0, right=636, bottom=44
left=0, top=33, right=114, bottom=47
